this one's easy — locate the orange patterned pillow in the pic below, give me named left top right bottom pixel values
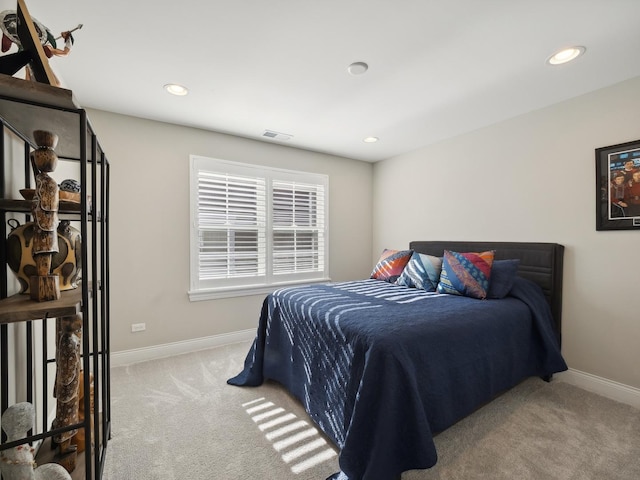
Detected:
left=370, top=249, right=413, bottom=283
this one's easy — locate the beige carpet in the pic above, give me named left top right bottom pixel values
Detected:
left=104, top=341, right=640, bottom=480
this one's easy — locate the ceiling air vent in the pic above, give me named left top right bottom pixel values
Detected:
left=262, top=130, right=292, bottom=141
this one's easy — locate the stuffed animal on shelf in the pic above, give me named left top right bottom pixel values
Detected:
left=0, top=402, right=71, bottom=480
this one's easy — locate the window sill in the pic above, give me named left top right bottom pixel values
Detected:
left=188, top=278, right=332, bottom=301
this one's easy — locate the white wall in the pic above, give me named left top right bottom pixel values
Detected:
left=373, top=76, right=640, bottom=390
left=84, top=110, right=373, bottom=353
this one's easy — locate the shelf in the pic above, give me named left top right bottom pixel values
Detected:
left=0, top=198, right=82, bottom=214
left=0, top=75, right=78, bottom=109
left=0, top=74, right=82, bottom=159
left=0, top=288, right=81, bottom=324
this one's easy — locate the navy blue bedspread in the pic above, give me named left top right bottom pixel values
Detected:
left=227, top=277, right=567, bottom=480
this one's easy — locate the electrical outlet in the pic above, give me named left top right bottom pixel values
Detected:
left=131, top=323, right=146, bottom=332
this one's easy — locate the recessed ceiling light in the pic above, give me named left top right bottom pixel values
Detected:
left=363, top=136, right=378, bottom=143
left=164, top=83, right=189, bottom=96
left=546, top=46, right=586, bottom=66
left=348, top=62, right=369, bottom=75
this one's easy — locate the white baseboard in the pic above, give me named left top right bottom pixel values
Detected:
left=557, top=368, right=640, bottom=409
left=111, top=329, right=256, bottom=367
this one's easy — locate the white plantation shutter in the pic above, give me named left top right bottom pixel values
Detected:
left=197, top=171, right=266, bottom=280
left=272, top=181, right=325, bottom=275
left=190, top=156, right=329, bottom=299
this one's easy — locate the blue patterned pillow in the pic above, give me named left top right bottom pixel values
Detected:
left=437, top=250, right=495, bottom=299
left=370, top=249, right=413, bottom=283
left=396, top=252, right=442, bottom=291
left=487, top=259, right=520, bottom=299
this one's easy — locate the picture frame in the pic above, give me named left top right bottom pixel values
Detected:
left=595, top=138, right=640, bottom=231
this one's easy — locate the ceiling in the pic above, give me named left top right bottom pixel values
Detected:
left=6, top=0, right=640, bottom=162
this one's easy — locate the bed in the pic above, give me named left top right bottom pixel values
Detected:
left=228, top=241, right=567, bottom=480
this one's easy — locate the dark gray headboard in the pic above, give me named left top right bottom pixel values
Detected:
left=409, top=241, right=564, bottom=345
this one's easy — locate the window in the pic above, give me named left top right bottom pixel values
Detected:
left=189, top=156, right=329, bottom=300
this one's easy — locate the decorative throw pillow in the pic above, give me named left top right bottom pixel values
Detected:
left=396, top=252, right=442, bottom=291
left=487, top=259, right=520, bottom=299
left=437, top=250, right=495, bottom=299
left=370, top=249, right=413, bottom=283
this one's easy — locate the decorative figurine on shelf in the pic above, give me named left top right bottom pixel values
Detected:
left=0, top=402, right=72, bottom=480
left=51, top=313, right=82, bottom=472
left=0, top=5, right=81, bottom=85
left=0, top=10, right=78, bottom=56
left=30, top=129, right=61, bottom=302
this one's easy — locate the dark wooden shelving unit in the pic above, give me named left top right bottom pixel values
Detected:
left=0, top=74, right=110, bottom=480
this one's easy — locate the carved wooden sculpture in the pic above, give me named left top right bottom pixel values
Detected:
left=30, top=129, right=60, bottom=301
left=51, top=313, right=82, bottom=472
left=71, top=371, right=94, bottom=454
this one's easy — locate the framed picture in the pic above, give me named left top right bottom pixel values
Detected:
left=595, top=138, right=640, bottom=231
